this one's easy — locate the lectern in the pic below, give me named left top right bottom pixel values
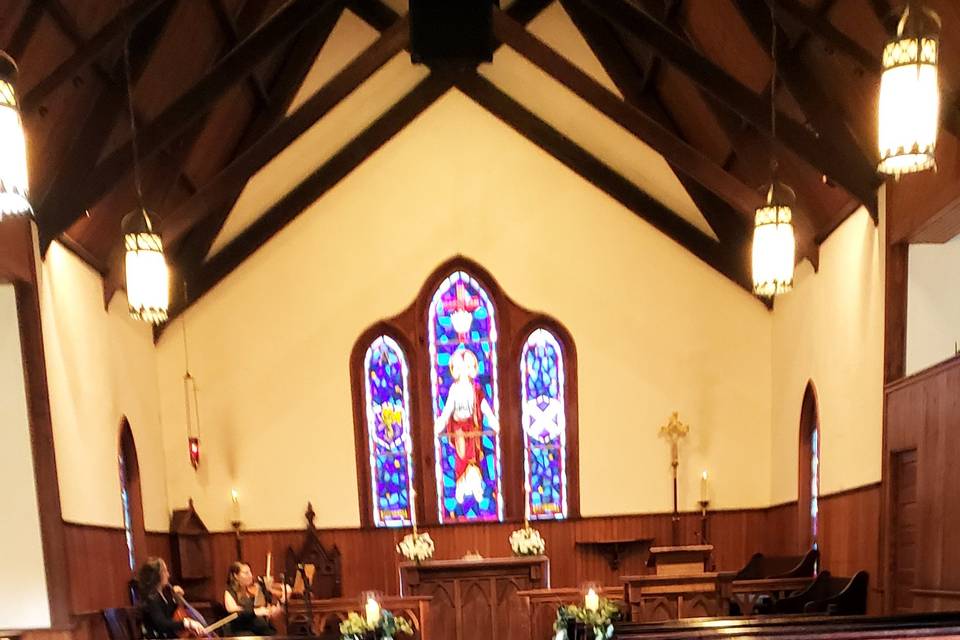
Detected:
left=622, top=545, right=733, bottom=621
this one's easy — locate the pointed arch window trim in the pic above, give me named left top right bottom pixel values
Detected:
left=349, top=257, right=581, bottom=529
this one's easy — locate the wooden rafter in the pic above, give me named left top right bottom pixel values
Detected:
left=455, top=72, right=760, bottom=300
left=21, top=0, right=173, bottom=111
left=162, top=72, right=455, bottom=328
left=733, top=0, right=877, bottom=227
left=160, top=16, right=408, bottom=252
left=173, top=2, right=348, bottom=272
left=577, top=0, right=880, bottom=212
left=6, top=2, right=46, bottom=60
left=207, top=0, right=271, bottom=106
left=37, top=0, right=342, bottom=252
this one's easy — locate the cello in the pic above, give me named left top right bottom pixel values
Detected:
left=171, top=587, right=237, bottom=638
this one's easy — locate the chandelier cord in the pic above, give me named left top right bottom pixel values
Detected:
left=121, top=0, right=149, bottom=229
left=769, top=0, right=779, bottom=178
left=181, top=281, right=191, bottom=374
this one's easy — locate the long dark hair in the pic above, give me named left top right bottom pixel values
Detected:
left=227, top=561, right=247, bottom=594
left=138, top=557, right=166, bottom=596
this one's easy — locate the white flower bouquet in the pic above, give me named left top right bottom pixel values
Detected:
left=397, top=531, right=435, bottom=562
left=509, top=524, right=545, bottom=556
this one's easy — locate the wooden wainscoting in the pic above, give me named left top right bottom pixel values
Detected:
left=884, top=354, right=960, bottom=615
left=64, top=492, right=882, bottom=613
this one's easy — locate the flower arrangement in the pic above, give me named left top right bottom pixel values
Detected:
left=509, top=523, right=545, bottom=556
left=339, top=610, right=414, bottom=640
left=397, top=531, right=435, bottom=562
left=553, top=597, right=620, bottom=640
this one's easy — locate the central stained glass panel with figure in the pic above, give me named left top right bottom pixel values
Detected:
left=429, top=271, right=503, bottom=523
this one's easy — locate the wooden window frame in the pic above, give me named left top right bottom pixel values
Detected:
left=351, top=257, right=580, bottom=528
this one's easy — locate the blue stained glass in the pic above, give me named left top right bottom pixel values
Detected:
left=429, top=271, right=503, bottom=523
left=521, top=328, right=568, bottom=520
left=118, top=451, right=136, bottom=570
left=364, top=336, right=415, bottom=528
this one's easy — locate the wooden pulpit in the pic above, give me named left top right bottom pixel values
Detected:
left=399, top=557, right=549, bottom=640
left=622, top=545, right=733, bottom=621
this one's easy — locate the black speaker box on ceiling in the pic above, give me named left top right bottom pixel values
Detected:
left=410, top=0, right=497, bottom=66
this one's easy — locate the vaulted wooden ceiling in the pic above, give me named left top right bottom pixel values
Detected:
left=4, top=0, right=959, bottom=318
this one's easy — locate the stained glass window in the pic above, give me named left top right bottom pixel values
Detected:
left=118, top=450, right=136, bottom=571
left=364, top=336, right=415, bottom=528
left=810, top=426, right=820, bottom=549
left=429, top=271, right=503, bottom=523
left=521, top=329, right=567, bottom=520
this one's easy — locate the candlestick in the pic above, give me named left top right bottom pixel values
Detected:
left=584, top=588, right=599, bottom=612
left=700, top=470, right=708, bottom=503
left=410, top=488, right=418, bottom=536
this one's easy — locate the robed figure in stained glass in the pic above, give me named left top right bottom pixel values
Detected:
left=429, top=272, right=503, bottom=523
left=434, top=348, right=500, bottom=505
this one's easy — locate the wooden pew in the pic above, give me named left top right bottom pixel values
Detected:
left=614, top=610, right=960, bottom=640
left=730, top=550, right=818, bottom=614
left=518, top=587, right=625, bottom=640
left=773, top=571, right=869, bottom=615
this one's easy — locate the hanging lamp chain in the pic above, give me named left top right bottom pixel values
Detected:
left=769, top=0, right=779, bottom=180
left=121, top=0, right=150, bottom=230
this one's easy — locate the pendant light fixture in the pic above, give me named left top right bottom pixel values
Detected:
left=877, top=3, right=941, bottom=177
left=752, top=0, right=795, bottom=298
left=121, top=14, right=169, bottom=324
left=0, top=51, right=32, bottom=218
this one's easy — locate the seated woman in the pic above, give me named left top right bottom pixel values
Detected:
left=139, top=557, right=206, bottom=638
left=224, top=561, right=283, bottom=636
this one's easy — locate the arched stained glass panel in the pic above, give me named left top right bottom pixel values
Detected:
left=364, top=336, right=415, bottom=528
left=521, top=328, right=567, bottom=520
left=429, top=271, right=503, bottom=523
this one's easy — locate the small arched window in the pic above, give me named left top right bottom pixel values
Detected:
left=520, top=328, right=568, bottom=520
left=118, top=419, right=146, bottom=571
left=363, top=336, right=415, bottom=528
left=798, top=383, right=821, bottom=551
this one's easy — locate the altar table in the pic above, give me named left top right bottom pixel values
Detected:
left=399, top=557, right=549, bottom=640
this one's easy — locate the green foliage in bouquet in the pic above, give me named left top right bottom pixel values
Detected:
left=339, top=610, right=414, bottom=640
left=553, top=599, right=620, bottom=640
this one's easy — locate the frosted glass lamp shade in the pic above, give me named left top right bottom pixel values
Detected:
left=752, top=181, right=796, bottom=298
left=123, top=209, right=169, bottom=324
left=0, top=52, right=31, bottom=218
left=878, top=6, right=941, bottom=177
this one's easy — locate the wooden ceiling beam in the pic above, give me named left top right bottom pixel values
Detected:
left=349, top=0, right=401, bottom=31
left=771, top=0, right=878, bottom=71
left=37, top=0, right=342, bottom=253
left=492, top=11, right=763, bottom=218
left=578, top=0, right=880, bottom=212
left=173, top=1, right=348, bottom=270
left=21, top=0, right=173, bottom=112
left=455, top=72, right=762, bottom=302
left=160, top=16, right=408, bottom=253
left=207, top=0, right=271, bottom=107
left=6, top=2, right=46, bottom=60
left=733, top=0, right=877, bottom=224
left=163, top=72, right=454, bottom=328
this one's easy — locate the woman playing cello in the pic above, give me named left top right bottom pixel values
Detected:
left=138, top=557, right=206, bottom=638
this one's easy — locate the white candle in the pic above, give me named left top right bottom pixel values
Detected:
left=584, top=588, right=599, bottom=612
left=231, top=488, right=240, bottom=521
left=700, top=471, right=708, bottom=502
left=266, top=552, right=272, bottom=578
left=365, top=597, right=381, bottom=626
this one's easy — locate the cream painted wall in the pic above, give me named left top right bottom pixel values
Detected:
left=157, top=90, right=774, bottom=531
left=906, top=237, right=960, bottom=375
left=0, top=284, right=51, bottom=629
left=770, top=206, right=885, bottom=503
left=39, top=243, right=169, bottom=530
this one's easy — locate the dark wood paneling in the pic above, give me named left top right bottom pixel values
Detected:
left=64, top=489, right=882, bottom=612
left=63, top=522, right=134, bottom=613
left=884, top=355, right=960, bottom=614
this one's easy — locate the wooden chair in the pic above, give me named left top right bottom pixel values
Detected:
left=103, top=607, right=142, bottom=640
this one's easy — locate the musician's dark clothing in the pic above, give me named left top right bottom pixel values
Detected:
left=225, top=585, right=275, bottom=636
left=141, top=586, right=187, bottom=639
